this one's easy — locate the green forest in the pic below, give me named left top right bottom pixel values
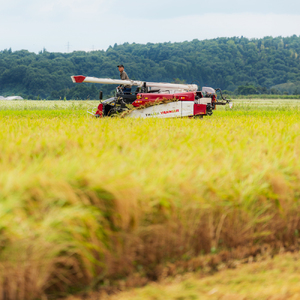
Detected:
left=1, top=35, right=300, bottom=99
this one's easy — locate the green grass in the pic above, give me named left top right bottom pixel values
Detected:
left=232, top=94, right=300, bottom=99
left=0, top=100, right=300, bottom=299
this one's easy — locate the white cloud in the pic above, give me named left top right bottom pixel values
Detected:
left=109, top=0, right=300, bottom=18
left=85, top=13, right=300, bottom=50
left=1, top=1, right=300, bottom=53
left=35, top=0, right=109, bottom=15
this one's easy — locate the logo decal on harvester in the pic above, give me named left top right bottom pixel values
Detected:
left=145, top=109, right=180, bottom=117
left=145, top=112, right=160, bottom=117
left=160, top=109, right=179, bottom=115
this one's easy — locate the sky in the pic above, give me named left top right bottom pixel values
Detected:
left=1, top=0, right=300, bottom=53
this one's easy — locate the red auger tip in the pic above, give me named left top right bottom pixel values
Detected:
left=72, top=75, right=86, bottom=83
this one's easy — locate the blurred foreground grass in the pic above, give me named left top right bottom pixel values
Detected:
left=0, top=100, right=300, bottom=299
left=101, top=252, right=300, bottom=300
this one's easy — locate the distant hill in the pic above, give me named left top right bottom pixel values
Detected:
left=271, top=81, right=300, bottom=94
left=1, top=35, right=300, bottom=99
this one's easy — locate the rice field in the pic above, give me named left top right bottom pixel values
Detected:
left=0, top=99, right=300, bottom=299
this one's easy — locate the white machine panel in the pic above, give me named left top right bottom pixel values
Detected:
left=127, top=101, right=194, bottom=119
left=198, top=97, right=212, bottom=104
left=181, top=101, right=194, bottom=117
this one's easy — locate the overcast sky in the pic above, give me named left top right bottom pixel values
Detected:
left=1, top=0, right=300, bottom=53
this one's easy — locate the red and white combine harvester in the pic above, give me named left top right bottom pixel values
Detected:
left=71, top=75, right=231, bottom=118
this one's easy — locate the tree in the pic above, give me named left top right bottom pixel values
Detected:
left=2, top=36, right=300, bottom=98
left=235, top=85, right=258, bottom=95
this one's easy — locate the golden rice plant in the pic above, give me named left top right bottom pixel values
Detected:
left=0, top=100, right=300, bottom=299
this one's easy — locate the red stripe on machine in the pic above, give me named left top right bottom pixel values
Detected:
left=194, top=104, right=206, bottom=115
left=73, top=76, right=86, bottom=83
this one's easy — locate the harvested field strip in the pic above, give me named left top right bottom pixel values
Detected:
left=223, top=99, right=300, bottom=112
left=98, top=252, right=300, bottom=300
left=0, top=101, right=300, bottom=299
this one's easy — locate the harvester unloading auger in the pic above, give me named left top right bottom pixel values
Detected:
left=71, top=75, right=231, bottom=118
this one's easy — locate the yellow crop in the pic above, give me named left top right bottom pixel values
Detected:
left=0, top=100, right=300, bottom=299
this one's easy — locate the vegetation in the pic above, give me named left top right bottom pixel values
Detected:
left=96, top=252, right=300, bottom=300
left=0, top=100, right=300, bottom=299
left=231, top=94, right=300, bottom=99
left=1, top=35, right=300, bottom=99
left=272, top=80, right=300, bottom=95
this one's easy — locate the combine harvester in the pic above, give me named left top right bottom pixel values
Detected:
left=71, top=75, right=231, bottom=118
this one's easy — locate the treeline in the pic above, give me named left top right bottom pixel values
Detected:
left=1, top=35, right=300, bottom=99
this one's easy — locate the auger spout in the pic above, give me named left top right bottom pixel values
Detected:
left=71, top=76, right=198, bottom=92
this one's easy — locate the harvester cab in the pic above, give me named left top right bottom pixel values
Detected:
left=71, top=75, right=231, bottom=118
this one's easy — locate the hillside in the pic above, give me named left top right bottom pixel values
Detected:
left=1, top=35, right=300, bottom=99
